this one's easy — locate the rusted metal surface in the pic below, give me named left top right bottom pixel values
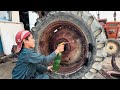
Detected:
left=38, top=21, right=88, bottom=74
left=104, top=22, right=120, bottom=39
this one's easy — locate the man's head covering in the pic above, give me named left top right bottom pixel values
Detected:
left=15, top=30, right=31, bottom=53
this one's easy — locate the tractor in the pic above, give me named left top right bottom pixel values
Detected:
left=98, top=19, right=120, bottom=56
left=98, top=18, right=120, bottom=77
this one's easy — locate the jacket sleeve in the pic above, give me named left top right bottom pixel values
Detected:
left=36, top=64, right=48, bottom=73
left=27, top=50, right=57, bottom=64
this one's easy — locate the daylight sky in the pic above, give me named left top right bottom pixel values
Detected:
left=89, top=11, right=120, bottom=22
left=28, top=11, right=120, bottom=30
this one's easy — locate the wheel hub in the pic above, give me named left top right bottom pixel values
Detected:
left=38, top=21, right=88, bottom=74
left=106, top=39, right=120, bottom=56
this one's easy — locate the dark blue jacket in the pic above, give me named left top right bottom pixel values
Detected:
left=12, top=48, right=56, bottom=79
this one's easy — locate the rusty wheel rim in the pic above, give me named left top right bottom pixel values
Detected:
left=39, top=21, right=88, bottom=74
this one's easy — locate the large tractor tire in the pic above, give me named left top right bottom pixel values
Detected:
left=31, top=11, right=107, bottom=79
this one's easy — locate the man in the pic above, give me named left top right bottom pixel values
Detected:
left=12, top=30, right=65, bottom=79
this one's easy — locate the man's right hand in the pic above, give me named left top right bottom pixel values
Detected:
left=55, top=44, right=65, bottom=54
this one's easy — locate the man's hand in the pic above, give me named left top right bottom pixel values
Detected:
left=47, top=65, right=53, bottom=72
left=55, top=42, right=66, bottom=54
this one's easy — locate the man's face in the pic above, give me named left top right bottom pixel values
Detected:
left=23, top=34, right=35, bottom=48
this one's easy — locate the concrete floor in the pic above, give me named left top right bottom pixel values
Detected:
left=0, top=57, right=16, bottom=79
left=0, top=56, right=119, bottom=79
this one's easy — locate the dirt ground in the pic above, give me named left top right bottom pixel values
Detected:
left=0, top=56, right=119, bottom=79
left=93, top=56, right=120, bottom=79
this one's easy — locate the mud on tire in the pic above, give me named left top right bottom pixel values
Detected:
left=31, top=11, right=107, bottom=79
